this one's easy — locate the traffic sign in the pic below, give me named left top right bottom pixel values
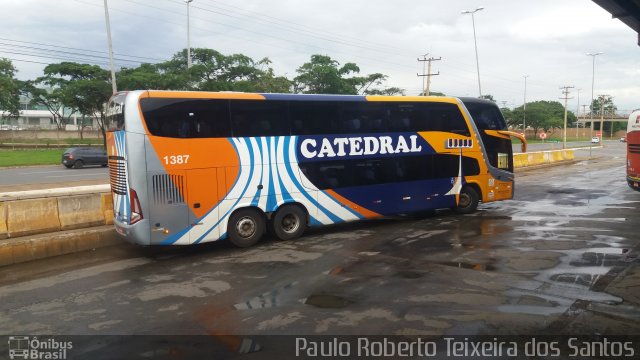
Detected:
left=596, top=132, right=602, bottom=137
left=539, top=132, right=547, bottom=140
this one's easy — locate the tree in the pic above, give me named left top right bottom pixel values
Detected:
left=479, top=94, right=495, bottom=102
left=252, top=58, right=292, bottom=93
left=22, top=82, right=76, bottom=130
left=590, top=95, right=617, bottom=117
left=40, top=62, right=112, bottom=147
left=365, top=87, right=406, bottom=96
left=140, top=48, right=291, bottom=93
left=0, top=58, right=22, bottom=118
left=293, top=55, right=386, bottom=95
left=118, top=63, right=188, bottom=91
left=500, top=107, right=514, bottom=126
left=510, top=101, right=569, bottom=136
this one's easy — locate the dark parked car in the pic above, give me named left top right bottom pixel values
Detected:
left=62, top=147, right=108, bottom=169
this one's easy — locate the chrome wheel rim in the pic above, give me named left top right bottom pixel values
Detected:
left=236, top=216, right=256, bottom=238
left=281, top=213, right=299, bottom=234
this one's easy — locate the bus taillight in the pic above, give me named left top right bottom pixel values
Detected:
left=130, top=188, right=143, bottom=224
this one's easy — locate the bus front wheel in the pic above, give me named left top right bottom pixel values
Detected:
left=271, top=205, right=306, bottom=241
left=228, top=208, right=265, bottom=248
left=455, top=186, right=479, bottom=214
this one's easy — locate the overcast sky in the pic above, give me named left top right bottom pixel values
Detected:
left=2, top=0, right=638, bottom=112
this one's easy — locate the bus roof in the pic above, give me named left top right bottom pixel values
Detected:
left=133, top=90, right=460, bottom=104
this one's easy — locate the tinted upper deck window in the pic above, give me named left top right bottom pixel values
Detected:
left=140, top=98, right=231, bottom=138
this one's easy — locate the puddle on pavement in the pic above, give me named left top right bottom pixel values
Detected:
left=550, top=273, right=602, bottom=287
left=436, top=261, right=496, bottom=271
left=304, top=294, right=351, bottom=308
left=547, top=189, right=582, bottom=195
left=234, top=281, right=298, bottom=310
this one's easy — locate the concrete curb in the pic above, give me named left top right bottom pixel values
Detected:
left=0, top=225, right=120, bottom=267
left=513, top=149, right=574, bottom=168
left=0, top=185, right=111, bottom=201
left=0, top=186, right=113, bottom=239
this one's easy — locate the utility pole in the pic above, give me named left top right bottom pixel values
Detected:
left=559, top=85, right=574, bottom=149
left=417, top=55, right=441, bottom=96
left=185, top=0, right=194, bottom=68
left=103, top=0, right=117, bottom=93
left=575, top=88, right=581, bottom=138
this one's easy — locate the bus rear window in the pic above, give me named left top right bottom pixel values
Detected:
left=106, top=93, right=126, bottom=131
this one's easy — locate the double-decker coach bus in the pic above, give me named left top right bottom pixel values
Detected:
left=106, top=91, right=525, bottom=247
left=627, top=110, right=640, bottom=190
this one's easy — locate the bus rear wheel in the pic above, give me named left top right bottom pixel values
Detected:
left=455, top=186, right=479, bottom=214
left=228, top=208, right=265, bottom=248
left=271, top=205, right=306, bottom=241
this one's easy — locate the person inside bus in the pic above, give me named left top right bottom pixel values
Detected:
left=178, top=116, right=191, bottom=138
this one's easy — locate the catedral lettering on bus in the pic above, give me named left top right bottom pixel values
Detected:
left=299, top=135, right=423, bottom=159
left=106, top=91, right=526, bottom=247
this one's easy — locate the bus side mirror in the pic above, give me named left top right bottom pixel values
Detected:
left=497, top=130, right=527, bottom=153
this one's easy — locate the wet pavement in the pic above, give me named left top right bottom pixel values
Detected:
left=0, top=142, right=639, bottom=338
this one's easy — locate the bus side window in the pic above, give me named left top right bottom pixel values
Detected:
left=161, top=119, right=179, bottom=138
left=290, top=101, right=340, bottom=135
left=388, top=103, right=420, bottom=132
left=231, top=100, right=289, bottom=137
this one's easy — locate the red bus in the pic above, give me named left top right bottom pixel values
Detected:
left=627, top=110, right=640, bottom=190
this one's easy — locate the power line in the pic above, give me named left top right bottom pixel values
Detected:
left=0, top=37, right=164, bottom=63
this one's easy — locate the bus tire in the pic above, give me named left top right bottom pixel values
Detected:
left=227, top=208, right=265, bottom=248
left=455, top=186, right=479, bottom=214
left=271, top=205, right=306, bottom=241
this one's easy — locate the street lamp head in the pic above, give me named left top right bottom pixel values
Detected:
left=184, top=0, right=193, bottom=3
left=587, top=52, right=603, bottom=56
left=462, top=7, right=484, bottom=14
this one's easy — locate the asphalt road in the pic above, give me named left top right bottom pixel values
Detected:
left=0, top=165, right=108, bottom=190
left=0, top=142, right=638, bottom=357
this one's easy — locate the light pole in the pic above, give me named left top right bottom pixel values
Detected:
left=185, top=0, right=194, bottom=68
left=103, top=0, right=117, bottom=93
left=587, top=52, right=603, bottom=142
left=461, top=7, right=484, bottom=97
left=522, top=74, right=528, bottom=138
left=575, top=88, right=581, bottom=138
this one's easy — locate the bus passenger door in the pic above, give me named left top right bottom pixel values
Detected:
left=147, top=170, right=189, bottom=244
left=187, top=168, right=224, bottom=243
